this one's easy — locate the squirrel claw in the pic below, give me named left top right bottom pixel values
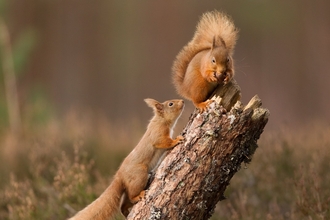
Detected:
left=177, top=135, right=185, bottom=142
left=209, top=72, right=218, bottom=82
left=196, top=99, right=214, bottom=113
left=223, top=72, right=233, bottom=84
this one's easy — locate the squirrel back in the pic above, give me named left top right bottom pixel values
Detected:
left=172, top=10, right=238, bottom=111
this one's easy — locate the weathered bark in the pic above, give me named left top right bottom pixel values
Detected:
left=127, top=80, right=269, bottom=220
left=211, top=79, right=242, bottom=111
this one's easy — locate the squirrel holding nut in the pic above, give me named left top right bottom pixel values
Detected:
left=69, top=98, right=184, bottom=220
left=172, top=10, right=238, bottom=112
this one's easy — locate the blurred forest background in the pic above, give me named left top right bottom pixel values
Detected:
left=0, top=1, right=329, bottom=220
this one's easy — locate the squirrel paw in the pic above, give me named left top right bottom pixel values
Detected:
left=138, top=190, right=146, bottom=200
left=195, top=99, right=214, bottom=113
left=209, top=72, right=219, bottom=82
left=131, top=190, right=146, bottom=203
left=223, top=72, right=233, bottom=84
left=207, top=71, right=232, bottom=84
left=205, top=71, right=219, bottom=83
left=173, top=135, right=184, bottom=146
left=176, top=135, right=185, bottom=143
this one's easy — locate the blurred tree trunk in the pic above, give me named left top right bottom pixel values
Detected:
left=0, top=18, right=21, bottom=134
left=127, top=80, right=269, bottom=220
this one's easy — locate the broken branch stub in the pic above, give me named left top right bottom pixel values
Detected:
left=127, top=81, right=269, bottom=220
left=212, top=78, right=241, bottom=111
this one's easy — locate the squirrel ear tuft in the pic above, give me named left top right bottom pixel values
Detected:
left=219, top=37, right=227, bottom=48
left=144, top=98, right=163, bottom=113
left=211, top=36, right=216, bottom=50
left=144, top=98, right=157, bottom=107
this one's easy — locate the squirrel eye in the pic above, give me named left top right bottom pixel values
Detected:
left=226, top=57, right=230, bottom=63
left=168, top=102, right=173, bottom=107
left=211, top=57, right=216, bottom=64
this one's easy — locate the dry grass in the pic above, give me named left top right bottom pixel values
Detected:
left=0, top=109, right=140, bottom=220
left=212, top=123, right=330, bottom=220
left=0, top=110, right=329, bottom=219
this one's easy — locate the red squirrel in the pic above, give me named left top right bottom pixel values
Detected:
left=172, top=10, right=239, bottom=112
left=69, top=98, right=184, bottom=219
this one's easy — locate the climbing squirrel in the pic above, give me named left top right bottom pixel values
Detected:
left=69, top=98, right=184, bottom=220
left=172, top=10, right=238, bottom=112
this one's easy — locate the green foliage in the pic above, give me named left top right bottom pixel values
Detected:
left=23, top=85, right=54, bottom=127
left=12, top=28, right=37, bottom=76
left=0, top=13, right=37, bottom=132
left=0, top=94, right=8, bottom=130
left=0, top=0, right=6, bottom=16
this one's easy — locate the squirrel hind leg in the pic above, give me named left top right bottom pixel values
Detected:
left=120, top=193, right=133, bottom=217
left=129, top=190, right=146, bottom=203
left=194, top=99, right=214, bottom=113
left=120, top=189, right=146, bottom=217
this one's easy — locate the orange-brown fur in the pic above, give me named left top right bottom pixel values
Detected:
left=69, top=98, right=184, bottom=220
left=172, top=10, right=238, bottom=112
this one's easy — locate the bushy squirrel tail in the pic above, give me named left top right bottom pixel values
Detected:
left=193, top=10, right=238, bottom=53
left=172, top=10, right=238, bottom=90
left=69, top=174, right=124, bottom=220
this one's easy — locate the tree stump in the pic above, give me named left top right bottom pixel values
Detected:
left=127, top=79, right=270, bottom=220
